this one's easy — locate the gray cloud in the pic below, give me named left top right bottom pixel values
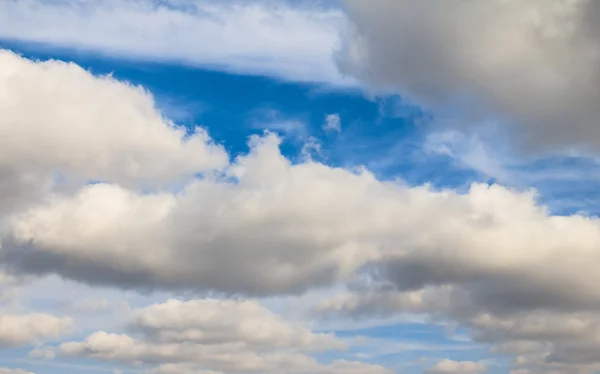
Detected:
left=4, top=49, right=600, bottom=373
left=338, top=0, right=600, bottom=151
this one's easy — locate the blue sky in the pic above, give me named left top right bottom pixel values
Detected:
left=2, top=1, right=600, bottom=374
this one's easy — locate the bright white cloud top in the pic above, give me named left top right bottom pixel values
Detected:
left=0, top=47, right=599, bottom=374
left=57, top=299, right=391, bottom=374
left=2, top=1, right=600, bottom=373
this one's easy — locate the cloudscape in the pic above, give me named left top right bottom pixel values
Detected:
left=1, top=1, right=600, bottom=373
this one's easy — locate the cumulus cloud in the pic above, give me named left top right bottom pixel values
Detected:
left=338, top=0, right=600, bottom=151
left=0, top=49, right=227, bottom=187
left=0, top=0, right=350, bottom=85
left=58, top=298, right=390, bottom=374
left=129, top=298, right=344, bottom=351
left=4, top=50, right=600, bottom=372
left=0, top=313, right=72, bottom=348
left=425, top=359, right=486, bottom=374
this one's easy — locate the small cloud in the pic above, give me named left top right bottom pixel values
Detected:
left=301, top=137, right=323, bottom=161
left=29, top=346, right=55, bottom=360
left=323, top=113, right=341, bottom=133
left=250, top=108, right=308, bottom=139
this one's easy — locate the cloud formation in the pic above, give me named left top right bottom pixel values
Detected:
left=0, top=313, right=72, bottom=348
left=0, top=0, right=349, bottom=85
left=58, top=298, right=390, bottom=374
left=338, top=0, right=600, bottom=151
left=3, top=50, right=600, bottom=372
left=323, top=113, right=342, bottom=134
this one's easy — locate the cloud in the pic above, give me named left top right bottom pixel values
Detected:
left=425, top=359, right=486, bottom=374
left=129, top=298, right=344, bottom=351
left=4, top=50, right=600, bottom=372
left=338, top=0, right=600, bottom=151
left=0, top=313, right=72, bottom=348
left=58, top=298, right=391, bottom=374
left=323, top=113, right=342, bottom=133
left=0, top=48, right=227, bottom=230
left=29, top=346, right=56, bottom=360
left=0, top=49, right=227, bottom=189
left=0, top=369, right=34, bottom=374
left=0, top=0, right=351, bottom=85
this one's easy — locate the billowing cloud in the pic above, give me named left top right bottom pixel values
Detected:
left=0, top=0, right=349, bottom=85
left=58, top=298, right=390, bottom=374
left=338, top=0, right=600, bottom=150
left=4, top=49, right=600, bottom=372
left=0, top=48, right=227, bottom=227
left=0, top=49, right=227, bottom=186
left=129, top=298, right=343, bottom=351
left=0, top=313, right=72, bottom=348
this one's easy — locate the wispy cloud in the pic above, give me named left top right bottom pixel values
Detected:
left=0, top=0, right=352, bottom=85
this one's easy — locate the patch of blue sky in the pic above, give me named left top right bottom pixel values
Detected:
left=314, top=323, right=499, bottom=374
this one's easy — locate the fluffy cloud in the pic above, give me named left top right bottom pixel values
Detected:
left=58, top=298, right=390, bottom=374
left=338, top=0, right=600, bottom=150
left=4, top=50, right=600, bottom=372
left=129, top=298, right=343, bottom=351
left=425, top=359, right=486, bottom=374
left=0, top=0, right=349, bottom=85
left=3, top=140, right=382, bottom=294
left=0, top=49, right=226, bottom=187
left=0, top=48, right=227, bottom=230
left=0, top=313, right=72, bottom=348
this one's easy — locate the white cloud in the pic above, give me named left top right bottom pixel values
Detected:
left=130, top=298, right=344, bottom=351
left=338, top=0, right=600, bottom=150
left=323, top=113, right=342, bottom=133
left=59, top=298, right=391, bottom=374
left=0, top=369, right=34, bottom=374
left=425, top=359, right=486, bottom=374
left=0, top=0, right=351, bottom=85
left=0, top=313, right=73, bottom=348
left=4, top=50, right=600, bottom=372
left=29, top=346, right=56, bottom=360
left=0, top=49, right=227, bottom=189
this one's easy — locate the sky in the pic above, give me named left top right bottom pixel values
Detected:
left=2, top=1, right=600, bottom=374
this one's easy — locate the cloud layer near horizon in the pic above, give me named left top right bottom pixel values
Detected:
left=55, top=298, right=391, bottom=374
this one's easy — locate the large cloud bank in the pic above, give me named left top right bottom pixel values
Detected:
left=2, top=48, right=600, bottom=373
